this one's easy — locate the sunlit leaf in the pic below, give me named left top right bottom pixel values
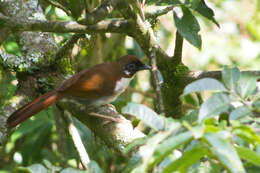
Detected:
left=236, top=72, right=257, bottom=99
left=14, top=164, right=48, bottom=173
left=204, top=132, right=246, bottom=173
left=122, top=103, right=164, bottom=130
left=221, top=66, right=240, bottom=90
left=124, top=126, right=180, bottom=173
left=61, top=168, right=86, bottom=173
left=162, top=145, right=209, bottom=173
left=174, top=7, right=201, bottom=49
left=183, top=78, right=226, bottom=96
left=147, top=131, right=193, bottom=170
left=229, top=106, right=252, bottom=120
left=199, top=93, right=231, bottom=122
left=236, top=146, right=260, bottom=166
left=232, top=122, right=260, bottom=146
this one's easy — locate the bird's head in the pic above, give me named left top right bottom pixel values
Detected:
left=116, top=55, right=151, bottom=78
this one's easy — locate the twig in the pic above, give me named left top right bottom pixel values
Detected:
left=82, top=0, right=119, bottom=25
left=172, top=31, right=183, bottom=64
left=55, top=34, right=85, bottom=62
left=145, top=5, right=175, bottom=19
left=190, top=70, right=260, bottom=81
left=45, top=0, right=72, bottom=16
left=151, top=47, right=165, bottom=114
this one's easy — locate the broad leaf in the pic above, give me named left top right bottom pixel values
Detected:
left=124, top=129, right=177, bottom=173
left=14, top=164, right=48, bottom=173
left=199, top=93, right=231, bottom=122
left=122, top=103, right=164, bottom=130
left=61, top=168, right=87, bottom=173
left=236, top=146, right=260, bottom=167
left=183, top=122, right=205, bottom=139
left=221, top=66, right=240, bottom=90
left=183, top=78, right=226, bottom=96
left=232, top=122, right=260, bottom=146
left=162, top=145, right=209, bottom=173
left=191, top=0, right=219, bottom=27
left=236, top=72, right=257, bottom=99
left=147, top=131, right=192, bottom=170
left=229, top=106, right=252, bottom=120
left=174, top=7, right=202, bottom=49
left=204, top=132, right=246, bottom=173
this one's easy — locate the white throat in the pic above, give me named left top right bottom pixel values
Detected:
left=114, top=77, right=131, bottom=94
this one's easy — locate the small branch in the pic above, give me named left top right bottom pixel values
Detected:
left=145, top=5, right=175, bottom=19
left=60, top=109, right=91, bottom=169
left=151, top=47, right=165, bottom=114
left=45, top=0, right=72, bottom=16
left=54, top=34, right=85, bottom=62
left=172, top=31, right=183, bottom=64
left=0, top=13, right=130, bottom=34
left=82, top=0, right=120, bottom=25
left=189, top=70, right=260, bottom=81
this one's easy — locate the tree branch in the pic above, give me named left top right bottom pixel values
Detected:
left=0, top=13, right=130, bottom=34
left=57, top=100, right=145, bottom=153
left=145, top=5, right=175, bottom=19
left=172, top=31, right=183, bottom=64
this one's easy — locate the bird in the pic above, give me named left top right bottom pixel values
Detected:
left=7, top=55, right=151, bottom=128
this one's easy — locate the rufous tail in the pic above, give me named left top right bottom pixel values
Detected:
left=7, top=90, right=61, bottom=128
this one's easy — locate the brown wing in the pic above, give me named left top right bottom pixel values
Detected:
left=57, top=63, right=119, bottom=100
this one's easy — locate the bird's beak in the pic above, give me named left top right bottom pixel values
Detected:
left=139, top=64, right=151, bottom=71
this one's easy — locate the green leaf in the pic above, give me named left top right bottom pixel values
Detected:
left=191, top=0, right=219, bottom=27
left=162, top=145, right=209, bottom=173
left=183, top=78, right=226, bottom=96
left=87, top=161, right=103, bottom=173
left=229, top=106, right=252, bottom=120
left=183, top=122, right=205, bottom=139
left=122, top=103, right=164, bottom=130
left=147, top=131, right=193, bottom=170
left=125, top=125, right=180, bottom=173
left=232, top=122, right=260, bottom=146
left=199, top=93, right=231, bottom=122
left=61, top=168, right=86, bottom=173
left=174, top=7, right=201, bottom=49
left=204, top=132, right=246, bottom=173
left=221, top=66, right=240, bottom=90
left=236, top=72, right=257, bottom=99
left=236, top=146, right=260, bottom=166
left=13, top=164, right=48, bottom=173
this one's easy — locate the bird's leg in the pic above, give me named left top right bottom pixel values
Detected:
left=88, top=112, right=123, bottom=123
left=88, top=104, right=125, bottom=124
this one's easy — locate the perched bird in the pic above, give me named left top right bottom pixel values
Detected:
left=7, top=55, right=151, bottom=128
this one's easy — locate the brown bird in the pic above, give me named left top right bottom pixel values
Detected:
left=7, top=55, right=151, bottom=128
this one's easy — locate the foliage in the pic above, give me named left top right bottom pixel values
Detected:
left=123, top=67, right=260, bottom=172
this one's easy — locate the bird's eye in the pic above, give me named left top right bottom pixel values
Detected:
left=127, top=63, right=136, bottom=70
